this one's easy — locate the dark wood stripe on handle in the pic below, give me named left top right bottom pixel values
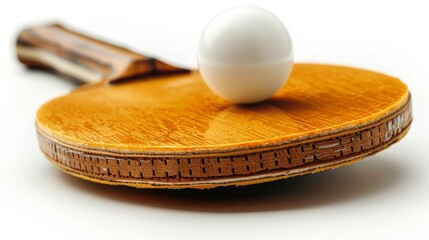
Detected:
left=16, top=24, right=189, bottom=84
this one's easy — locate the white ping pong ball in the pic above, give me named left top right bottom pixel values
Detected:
left=198, top=6, right=293, bottom=104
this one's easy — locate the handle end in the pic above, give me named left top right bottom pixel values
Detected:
left=16, top=23, right=189, bottom=84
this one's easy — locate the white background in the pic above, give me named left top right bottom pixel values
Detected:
left=1, top=0, right=429, bottom=239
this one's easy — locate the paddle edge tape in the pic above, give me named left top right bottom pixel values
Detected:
left=37, top=94, right=412, bottom=189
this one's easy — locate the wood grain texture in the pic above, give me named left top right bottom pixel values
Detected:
left=16, top=24, right=188, bottom=84
left=34, top=64, right=412, bottom=188
left=16, top=24, right=412, bottom=189
left=36, top=64, right=410, bottom=153
left=38, top=98, right=411, bottom=188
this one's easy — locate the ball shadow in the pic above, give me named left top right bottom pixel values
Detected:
left=55, top=156, right=405, bottom=213
left=234, top=95, right=314, bottom=113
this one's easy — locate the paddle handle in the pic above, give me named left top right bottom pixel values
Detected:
left=16, top=24, right=188, bottom=84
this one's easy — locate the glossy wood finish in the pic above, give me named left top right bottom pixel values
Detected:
left=37, top=64, right=410, bottom=153
left=35, top=64, right=411, bottom=188
left=38, top=97, right=411, bottom=188
left=16, top=24, right=188, bottom=85
left=17, top=24, right=412, bottom=188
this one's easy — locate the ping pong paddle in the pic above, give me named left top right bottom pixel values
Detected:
left=17, top=24, right=412, bottom=189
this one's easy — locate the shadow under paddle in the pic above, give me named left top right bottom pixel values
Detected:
left=55, top=156, right=404, bottom=213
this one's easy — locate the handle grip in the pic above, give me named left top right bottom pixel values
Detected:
left=16, top=24, right=188, bottom=84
